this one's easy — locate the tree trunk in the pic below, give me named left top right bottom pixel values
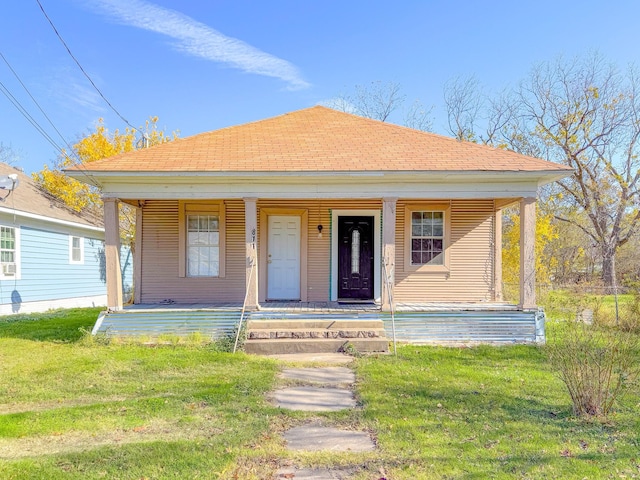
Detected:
left=601, top=244, right=617, bottom=289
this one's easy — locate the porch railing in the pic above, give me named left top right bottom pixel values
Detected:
left=382, top=255, right=397, bottom=356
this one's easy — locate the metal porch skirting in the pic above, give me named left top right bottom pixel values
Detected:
left=381, top=310, right=544, bottom=344
left=92, top=309, right=242, bottom=339
left=92, top=306, right=544, bottom=345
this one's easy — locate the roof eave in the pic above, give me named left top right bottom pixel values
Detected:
left=66, top=168, right=573, bottom=187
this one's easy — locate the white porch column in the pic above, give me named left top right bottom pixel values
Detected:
left=104, top=198, right=123, bottom=310
left=494, top=208, right=503, bottom=301
left=244, top=197, right=258, bottom=309
left=519, top=197, right=536, bottom=310
left=382, top=197, right=397, bottom=311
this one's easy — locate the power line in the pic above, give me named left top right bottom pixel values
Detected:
left=0, top=78, right=64, bottom=156
left=0, top=50, right=97, bottom=174
left=0, top=51, right=74, bottom=155
left=0, top=76, right=102, bottom=188
left=35, top=0, right=138, bottom=133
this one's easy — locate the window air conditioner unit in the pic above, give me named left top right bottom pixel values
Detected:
left=2, top=263, right=16, bottom=275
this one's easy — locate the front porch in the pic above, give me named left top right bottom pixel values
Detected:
left=96, top=196, right=544, bottom=351
left=101, top=196, right=539, bottom=313
left=92, top=301, right=544, bottom=348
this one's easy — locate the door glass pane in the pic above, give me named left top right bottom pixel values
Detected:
left=351, top=229, right=360, bottom=274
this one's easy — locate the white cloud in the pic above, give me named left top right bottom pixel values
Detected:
left=86, top=0, right=310, bottom=90
left=49, top=67, right=105, bottom=114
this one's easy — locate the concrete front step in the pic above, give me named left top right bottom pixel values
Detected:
left=244, top=318, right=389, bottom=355
left=246, top=319, right=383, bottom=330
left=244, top=338, right=389, bottom=355
left=248, top=329, right=385, bottom=340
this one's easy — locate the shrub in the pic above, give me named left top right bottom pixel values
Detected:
left=621, top=283, right=640, bottom=332
left=211, top=325, right=246, bottom=353
left=546, top=321, right=639, bottom=418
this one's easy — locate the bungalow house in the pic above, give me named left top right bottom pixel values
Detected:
left=66, top=107, right=572, bottom=351
left=0, top=163, right=132, bottom=315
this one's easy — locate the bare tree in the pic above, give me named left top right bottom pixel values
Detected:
left=403, top=99, right=433, bottom=132
left=330, top=81, right=434, bottom=132
left=483, top=91, right=518, bottom=147
left=321, top=96, right=356, bottom=115
left=443, top=75, right=483, bottom=141
left=443, top=77, right=521, bottom=148
left=517, top=54, right=640, bottom=287
left=0, top=142, right=19, bottom=166
left=332, top=81, right=406, bottom=122
left=353, top=81, right=405, bottom=122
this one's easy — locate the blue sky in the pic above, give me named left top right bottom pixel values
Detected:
left=1, top=0, right=639, bottom=174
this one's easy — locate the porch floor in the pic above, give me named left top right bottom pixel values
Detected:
left=122, top=301, right=520, bottom=313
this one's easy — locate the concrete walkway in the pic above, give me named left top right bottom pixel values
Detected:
left=271, top=353, right=376, bottom=479
left=273, top=386, right=356, bottom=412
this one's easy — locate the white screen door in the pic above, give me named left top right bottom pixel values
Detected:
left=267, top=215, right=301, bottom=300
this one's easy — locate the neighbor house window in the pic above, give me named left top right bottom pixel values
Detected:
left=0, top=226, right=19, bottom=278
left=178, top=201, right=226, bottom=278
left=404, top=204, right=450, bottom=272
left=69, top=236, right=84, bottom=264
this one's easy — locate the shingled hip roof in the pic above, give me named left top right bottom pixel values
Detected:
left=66, top=106, right=572, bottom=178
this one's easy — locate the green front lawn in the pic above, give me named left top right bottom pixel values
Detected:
left=357, top=337, right=640, bottom=479
left=0, top=309, right=280, bottom=479
left=1, top=309, right=638, bottom=479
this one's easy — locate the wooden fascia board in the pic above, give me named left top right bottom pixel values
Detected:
left=69, top=169, right=572, bottom=187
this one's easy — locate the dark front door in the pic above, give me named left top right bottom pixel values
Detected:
left=338, top=216, right=374, bottom=300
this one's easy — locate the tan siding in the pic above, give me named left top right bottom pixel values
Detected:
left=140, top=199, right=245, bottom=303
left=395, top=199, right=495, bottom=302
left=139, top=197, right=496, bottom=304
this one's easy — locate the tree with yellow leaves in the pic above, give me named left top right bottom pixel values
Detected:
left=502, top=208, right=558, bottom=301
left=34, top=117, right=174, bottom=212
left=33, top=117, right=176, bottom=246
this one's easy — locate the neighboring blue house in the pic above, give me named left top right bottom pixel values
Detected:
left=0, top=163, right=131, bottom=315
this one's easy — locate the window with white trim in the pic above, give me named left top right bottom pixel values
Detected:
left=178, top=201, right=226, bottom=278
left=404, top=204, right=450, bottom=272
left=187, top=214, right=220, bottom=276
left=0, top=226, right=17, bottom=277
left=69, top=236, right=84, bottom=264
left=411, top=211, right=444, bottom=265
